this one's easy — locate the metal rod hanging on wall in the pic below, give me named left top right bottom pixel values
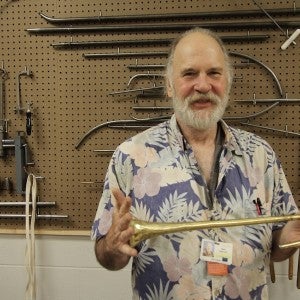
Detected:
left=0, top=214, right=68, bottom=219
left=51, top=34, right=270, bottom=49
left=39, top=7, right=300, bottom=24
left=128, top=64, right=166, bottom=70
left=240, top=122, right=300, bottom=137
left=0, top=201, right=56, bottom=207
left=83, top=49, right=167, bottom=58
left=26, top=21, right=300, bottom=34
left=108, top=85, right=165, bottom=96
left=235, top=98, right=300, bottom=103
left=0, top=64, right=8, bottom=157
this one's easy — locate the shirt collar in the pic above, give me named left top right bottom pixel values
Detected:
left=169, top=114, right=243, bottom=156
left=219, top=119, right=243, bottom=156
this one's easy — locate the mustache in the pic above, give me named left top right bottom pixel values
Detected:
left=187, top=92, right=221, bottom=105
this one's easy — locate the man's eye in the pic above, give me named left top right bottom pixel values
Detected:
left=183, top=72, right=196, bottom=77
left=209, top=71, right=222, bottom=76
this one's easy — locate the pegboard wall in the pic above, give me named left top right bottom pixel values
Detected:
left=0, top=0, right=299, bottom=231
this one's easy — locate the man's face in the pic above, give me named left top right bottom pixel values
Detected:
left=167, top=32, right=230, bottom=130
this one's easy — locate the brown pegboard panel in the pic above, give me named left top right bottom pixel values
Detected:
left=0, top=0, right=299, bottom=231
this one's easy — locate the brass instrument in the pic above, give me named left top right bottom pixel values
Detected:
left=129, top=214, right=300, bottom=247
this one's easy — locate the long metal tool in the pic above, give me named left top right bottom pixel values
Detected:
left=132, top=106, right=172, bottom=111
left=128, top=64, right=166, bottom=70
left=26, top=21, right=300, bottom=34
left=83, top=50, right=167, bottom=59
left=0, top=201, right=56, bottom=207
left=108, top=85, right=164, bottom=96
left=0, top=63, right=8, bottom=157
left=240, top=122, right=300, bottom=137
left=39, top=8, right=299, bottom=24
left=0, top=214, right=68, bottom=219
left=235, top=98, right=300, bottom=103
left=51, top=34, right=270, bottom=49
left=52, top=38, right=173, bottom=48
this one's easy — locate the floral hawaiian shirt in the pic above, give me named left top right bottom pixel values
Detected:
left=92, top=114, right=297, bottom=300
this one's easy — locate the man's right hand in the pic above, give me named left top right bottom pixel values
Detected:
left=94, top=188, right=137, bottom=270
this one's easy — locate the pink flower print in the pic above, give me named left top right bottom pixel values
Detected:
left=163, top=255, right=191, bottom=282
left=247, top=166, right=263, bottom=188
left=133, top=168, right=162, bottom=199
left=174, top=275, right=212, bottom=300
left=233, top=243, right=255, bottom=267
left=122, top=143, right=159, bottom=168
left=224, top=267, right=251, bottom=300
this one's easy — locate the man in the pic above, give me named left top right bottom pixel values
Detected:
left=92, top=28, right=299, bottom=299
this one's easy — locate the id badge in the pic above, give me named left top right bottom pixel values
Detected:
left=200, top=239, right=233, bottom=265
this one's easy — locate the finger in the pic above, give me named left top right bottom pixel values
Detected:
left=118, top=227, right=138, bottom=257
left=112, top=188, right=132, bottom=217
left=119, top=196, right=132, bottom=216
left=112, top=188, right=125, bottom=210
left=119, top=243, right=138, bottom=257
left=118, top=212, right=132, bottom=232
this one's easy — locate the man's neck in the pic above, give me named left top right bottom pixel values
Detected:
left=177, top=119, right=218, bottom=147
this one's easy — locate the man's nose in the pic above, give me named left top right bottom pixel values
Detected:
left=194, top=75, right=212, bottom=93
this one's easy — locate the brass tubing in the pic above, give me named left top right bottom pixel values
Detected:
left=129, top=214, right=300, bottom=247
left=279, top=241, right=300, bottom=249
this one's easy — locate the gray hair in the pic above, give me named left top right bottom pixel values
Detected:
left=165, top=27, right=233, bottom=90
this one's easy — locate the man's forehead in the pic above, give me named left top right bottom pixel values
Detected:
left=173, top=37, right=225, bottom=66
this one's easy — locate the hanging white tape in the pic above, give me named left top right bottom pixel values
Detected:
left=25, top=174, right=37, bottom=300
left=281, top=29, right=300, bottom=50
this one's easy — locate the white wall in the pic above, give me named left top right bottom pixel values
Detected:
left=0, top=235, right=299, bottom=300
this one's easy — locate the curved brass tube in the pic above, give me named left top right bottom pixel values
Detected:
left=129, top=214, right=300, bottom=247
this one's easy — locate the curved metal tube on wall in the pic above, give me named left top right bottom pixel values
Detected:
left=39, top=7, right=300, bottom=24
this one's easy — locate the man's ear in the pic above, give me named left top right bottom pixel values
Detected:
left=166, top=77, right=173, bottom=98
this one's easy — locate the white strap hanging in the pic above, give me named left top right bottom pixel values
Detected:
left=25, top=174, right=37, bottom=300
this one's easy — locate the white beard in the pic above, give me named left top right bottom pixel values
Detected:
left=172, top=90, right=229, bottom=131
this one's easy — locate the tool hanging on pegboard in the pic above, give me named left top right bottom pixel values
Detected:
left=0, top=64, right=34, bottom=194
